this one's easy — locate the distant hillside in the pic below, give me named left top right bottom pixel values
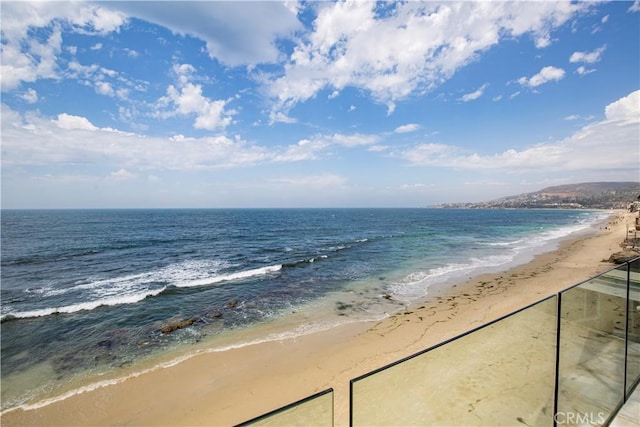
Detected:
left=436, top=182, right=640, bottom=209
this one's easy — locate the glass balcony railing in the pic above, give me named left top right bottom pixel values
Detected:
left=237, top=258, right=640, bottom=427
left=625, top=258, right=640, bottom=399
left=556, top=260, right=639, bottom=425
left=351, top=296, right=557, bottom=426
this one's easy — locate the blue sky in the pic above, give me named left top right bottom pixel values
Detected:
left=1, top=1, right=639, bottom=208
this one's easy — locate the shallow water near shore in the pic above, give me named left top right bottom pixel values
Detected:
left=0, top=208, right=610, bottom=411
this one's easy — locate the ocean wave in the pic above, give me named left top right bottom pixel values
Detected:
left=388, top=255, right=514, bottom=301
left=173, top=264, right=282, bottom=288
left=1, top=260, right=283, bottom=321
left=0, top=288, right=166, bottom=322
left=515, top=215, right=604, bottom=251
left=388, top=211, right=609, bottom=301
left=484, top=239, right=525, bottom=247
left=24, top=259, right=232, bottom=299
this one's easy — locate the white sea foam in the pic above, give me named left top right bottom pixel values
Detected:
left=1, top=260, right=281, bottom=320
left=389, top=212, right=609, bottom=302
left=29, top=259, right=231, bottom=299
left=485, top=239, right=525, bottom=247
left=174, top=264, right=282, bottom=288
left=389, top=255, right=514, bottom=301
left=1, top=288, right=166, bottom=321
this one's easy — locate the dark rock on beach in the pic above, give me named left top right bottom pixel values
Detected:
left=607, top=250, right=640, bottom=264
left=335, top=301, right=353, bottom=311
left=161, top=317, right=196, bottom=334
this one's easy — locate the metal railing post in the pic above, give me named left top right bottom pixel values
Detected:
left=623, top=260, right=630, bottom=400
left=553, top=292, right=562, bottom=427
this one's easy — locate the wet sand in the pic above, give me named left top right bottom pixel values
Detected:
left=1, top=211, right=634, bottom=427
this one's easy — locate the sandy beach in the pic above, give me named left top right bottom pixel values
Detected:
left=1, top=210, right=636, bottom=427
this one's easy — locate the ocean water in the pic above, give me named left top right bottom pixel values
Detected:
left=0, top=208, right=609, bottom=411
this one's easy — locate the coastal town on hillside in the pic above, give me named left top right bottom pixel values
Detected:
left=434, top=182, right=640, bottom=210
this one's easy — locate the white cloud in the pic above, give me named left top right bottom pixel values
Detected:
left=21, top=88, right=38, bottom=104
left=564, top=114, right=594, bottom=121
left=267, top=1, right=592, bottom=115
left=386, top=102, right=396, bottom=116
left=156, top=63, right=234, bottom=131
left=71, top=5, right=128, bottom=34
left=106, top=2, right=301, bottom=66
left=0, top=2, right=127, bottom=91
left=124, top=48, right=139, bottom=58
left=1, top=25, right=63, bottom=91
left=460, top=83, right=489, bottom=102
left=63, top=61, right=141, bottom=102
left=269, top=111, right=298, bottom=124
left=90, top=43, right=103, bottom=50
left=53, top=113, right=99, bottom=131
left=51, top=113, right=131, bottom=135
left=2, top=106, right=383, bottom=173
left=273, top=132, right=380, bottom=162
left=518, top=66, right=565, bottom=88
left=394, top=124, right=421, bottom=134
left=604, top=90, right=639, bottom=122
left=95, top=81, right=114, bottom=96
left=0, top=2, right=126, bottom=41
left=629, top=1, right=640, bottom=13
left=274, top=138, right=328, bottom=162
left=571, top=46, right=605, bottom=76
left=398, top=143, right=459, bottom=166
left=2, top=106, right=269, bottom=170
left=396, top=90, right=640, bottom=174
left=115, top=88, right=130, bottom=100
left=368, top=145, right=389, bottom=153
left=569, top=45, right=606, bottom=63
left=576, top=66, right=596, bottom=76
left=331, top=133, right=379, bottom=147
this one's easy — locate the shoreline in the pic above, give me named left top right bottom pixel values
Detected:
left=1, top=210, right=635, bottom=426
